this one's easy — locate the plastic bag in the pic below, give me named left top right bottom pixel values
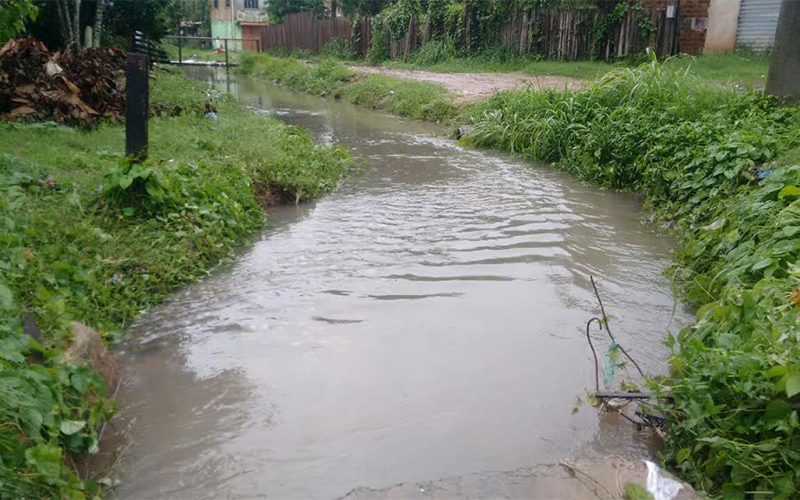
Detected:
left=645, top=460, right=683, bottom=500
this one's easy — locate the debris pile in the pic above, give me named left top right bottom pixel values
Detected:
left=0, top=38, right=126, bottom=128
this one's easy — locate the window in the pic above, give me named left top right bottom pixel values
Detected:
left=213, top=0, right=218, bottom=8
left=244, top=0, right=258, bottom=9
left=225, top=0, right=231, bottom=7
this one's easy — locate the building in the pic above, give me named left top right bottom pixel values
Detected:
left=705, top=0, right=783, bottom=53
left=210, top=0, right=268, bottom=51
left=645, top=0, right=782, bottom=54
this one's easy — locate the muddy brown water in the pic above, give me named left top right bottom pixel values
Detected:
left=107, top=67, right=691, bottom=499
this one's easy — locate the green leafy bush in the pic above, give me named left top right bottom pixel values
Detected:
left=321, top=37, right=357, bottom=60
left=464, top=54, right=800, bottom=497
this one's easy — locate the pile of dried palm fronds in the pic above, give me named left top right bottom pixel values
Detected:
left=0, top=38, right=126, bottom=128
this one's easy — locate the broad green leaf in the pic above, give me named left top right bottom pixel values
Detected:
left=751, top=257, right=774, bottom=271
left=722, top=483, right=745, bottom=500
left=778, top=185, right=800, bottom=198
left=24, top=443, right=63, bottom=482
left=59, top=420, right=86, bottom=436
left=118, top=174, right=133, bottom=189
left=766, top=365, right=787, bottom=378
left=0, top=282, right=14, bottom=311
left=786, top=373, right=800, bottom=398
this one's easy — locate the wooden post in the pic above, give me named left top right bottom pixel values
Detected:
left=125, top=53, right=149, bottom=161
left=520, top=10, right=530, bottom=56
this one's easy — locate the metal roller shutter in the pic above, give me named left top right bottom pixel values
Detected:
left=736, top=0, right=782, bottom=50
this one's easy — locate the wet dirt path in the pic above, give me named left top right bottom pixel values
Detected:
left=107, top=68, right=690, bottom=499
left=348, top=65, right=584, bottom=100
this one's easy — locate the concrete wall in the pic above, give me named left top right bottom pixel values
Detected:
left=210, top=19, right=243, bottom=50
left=704, top=0, right=742, bottom=52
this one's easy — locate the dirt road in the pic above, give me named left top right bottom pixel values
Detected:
left=349, top=65, right=585, bottom=100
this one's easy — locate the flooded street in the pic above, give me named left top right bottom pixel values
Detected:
left=109, top=68, right=691, bottom=499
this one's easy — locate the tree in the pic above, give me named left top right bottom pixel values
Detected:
left=265, top=0, right=327, bottom=23
left=54, top=0, right=79, bottom=45
left=340, top=0, right=389, bottom=17
left=93, top=0, right=106, bottom=47
left=105, top=0, right=171, bottom=46
left=0, top=0, right=38, bottom=43
left=766, top=0, right=800, bottom=103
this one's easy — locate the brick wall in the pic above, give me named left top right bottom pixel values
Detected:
left=641, top=0, right=710, bottom=54
left=679, top=0, right=710, bottom=53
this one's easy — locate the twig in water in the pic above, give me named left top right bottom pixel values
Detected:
left=560, top=460, right=615, bottom=500
left=590, top=276, right=644, bottom=377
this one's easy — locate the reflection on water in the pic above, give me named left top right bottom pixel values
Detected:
left=110, top=67, right=690, bottom=499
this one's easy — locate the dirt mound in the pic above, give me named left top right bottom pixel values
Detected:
left=0, top=38, right=126, bottom=128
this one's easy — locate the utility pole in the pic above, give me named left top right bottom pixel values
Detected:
left=766, top=0, right=800, bottom=103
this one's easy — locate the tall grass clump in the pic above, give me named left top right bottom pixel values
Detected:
left=0, top=69, right=351, bottom=498
left=465, top=52, right=800, bottom=498
left=411, top=39, right=457, bottom=66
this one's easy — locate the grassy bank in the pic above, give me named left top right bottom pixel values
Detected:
left=0, top=69, right=351, bottom=498
left=381, top=50, right=769, bottom=86
left=239, top=53, right=462, bottom=123
left=463, top=58, right=800, bottom=497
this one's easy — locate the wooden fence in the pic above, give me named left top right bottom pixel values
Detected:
left=258, top=6, right=678, bottom=61
left=257, top=12, right=371, bottom=55
left=497, top=6, right=678, bottom=60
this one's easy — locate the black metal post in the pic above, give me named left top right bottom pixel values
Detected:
left=125, top=52, right=149, bottom=161
left=225, top=38, right=229, bottom=67
left=178, top=34, right=182, bottom=65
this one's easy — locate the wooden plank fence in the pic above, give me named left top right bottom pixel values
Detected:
left=258, top=6, right=678, bottom=61
left=258, top=12, right=371, bottom=55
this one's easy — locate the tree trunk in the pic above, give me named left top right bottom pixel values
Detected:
left=72, top=0, right=81, bottom=46
left=94, top=0, right=104, bottom=47
left=766, top=0, right=800, bottom=103
left=57, top=0, right=76, bottom=46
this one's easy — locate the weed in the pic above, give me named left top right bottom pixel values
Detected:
left=321, top=37, right=357, bottom=61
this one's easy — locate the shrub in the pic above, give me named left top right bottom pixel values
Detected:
left=321, top=37, right=357, bottom=60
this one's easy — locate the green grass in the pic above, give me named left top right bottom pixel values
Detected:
left=462, top=57, right=800, bottom=498
left=383, top=56, right=613, bottom=80
left=376, top=51, right=769, bottom=86
left=239, top=53, right=462, bottom=122
left=0, top=68, right=351, bottom=498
